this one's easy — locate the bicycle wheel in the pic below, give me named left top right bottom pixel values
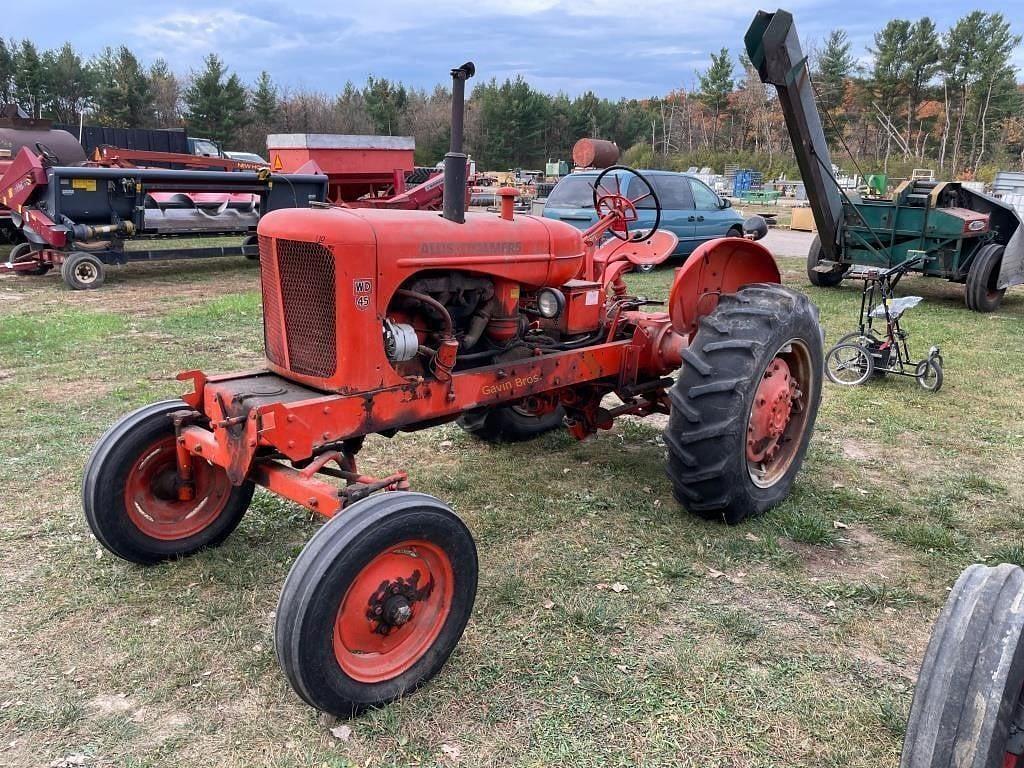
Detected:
left=825, top=343, right=874, bottom=386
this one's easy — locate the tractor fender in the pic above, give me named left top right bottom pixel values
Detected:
left=668, top=237, right=781, bottom=337
left=998, top=225, right=1024, bottom=289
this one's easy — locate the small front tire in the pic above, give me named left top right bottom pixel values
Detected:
left=83, top=400, right=254, bottom=565
left=915, top=357, right=943, bottom=392
left=274, top=492, right=477, bottom=716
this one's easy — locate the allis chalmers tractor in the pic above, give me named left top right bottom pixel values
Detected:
left=84, top=63, right=824, bottom=716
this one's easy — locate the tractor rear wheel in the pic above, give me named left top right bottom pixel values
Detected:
left=664, top=284, right=823, bottom=524
left=275, top=492, right=477, bottom=716
left=965, top=243, right=1006, bottom=312
left=83, top=400, right=254, bottom=565
left=900, top=564, right=1024, bottom=768
left=61, top=251, right=105, bottom=290
left=458, top=404, right=565, bottom=442
left=806, top=234, right=845, bottom=287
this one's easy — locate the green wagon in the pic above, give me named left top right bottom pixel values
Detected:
left=745, top=10, right=1024, bottom=312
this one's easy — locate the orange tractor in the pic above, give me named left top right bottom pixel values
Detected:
left=84, top=63, right=824, bottom=716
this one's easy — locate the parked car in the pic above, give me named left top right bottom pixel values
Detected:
left=542, top=169, right=745, bottom=269
left=224, top=151, right=270, bottom=166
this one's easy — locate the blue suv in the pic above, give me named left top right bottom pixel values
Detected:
left=542, top=169, right=745, bottom=263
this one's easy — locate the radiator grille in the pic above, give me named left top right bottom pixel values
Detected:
left=258, top=235, right=287, bottom=367
left=260, top=238, right=337, bottom=378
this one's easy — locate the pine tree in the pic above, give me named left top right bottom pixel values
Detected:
left=251, top=71, right=279, bottom=127
left=42, top=43, right=94, bottom=123
left=92, top=46, right=153, bottom=127
left=363, top=76, right=408, bottom=135
left=14, top=40, right=45, bottom=118
left=0, top=39, right=15, bottom=104
left=814, top=30, right=855, bottom=144
left=184, top=54, right=250, bottom=146
left=698, top=48, right=734, bottom=149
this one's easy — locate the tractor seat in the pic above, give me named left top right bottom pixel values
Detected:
left=870, top=296, right=923, bottom=318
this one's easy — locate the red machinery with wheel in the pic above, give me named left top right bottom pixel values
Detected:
left=84, top=62, right=824, bottom=716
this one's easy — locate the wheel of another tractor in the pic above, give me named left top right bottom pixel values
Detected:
left=274, top=492, right=477, bottom=716
left=900, top=563, right=1024, bottom=768
left=61, top=251, right=105, bottom=290
left=8, top=242, right=50, bottom=276
left=806, top=234, right=845, bottom=287
left=457, top=404, right=565, bottom=443
left=965, top=243, right=1006, bottom=313
left=83, top=400, right=255, bottom=565
left=825, top=343, right=874, bottom=386
left=242, top=234, right=260, bottom=261
left=915, top=358, right=943, bottom=392
left=664, top=283, right=823, bottom=525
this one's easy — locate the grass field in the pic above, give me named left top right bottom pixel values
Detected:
left=1, top=241, right=1022, bottom=768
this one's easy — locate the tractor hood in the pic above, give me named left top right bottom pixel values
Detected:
left=258, top=206, right=587, bottom=289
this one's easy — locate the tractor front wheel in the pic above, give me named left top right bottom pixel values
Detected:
left=274, top=492, right=477, bottom=716
left=664, top=284, right=823, bottom=524
left=806, top=234, right=845, bottom=287
left=458, top=404, right=565, bottom=442
left=83, top=400, right=254, bottom=564
left=900, top=564, right=1024, bottom=768
left=965, top=243, right=1006, bottom=312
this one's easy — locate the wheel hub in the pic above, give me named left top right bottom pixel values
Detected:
left=747, top=358, right=798, bottom=463
left=366, top=570, right=435, bottom=635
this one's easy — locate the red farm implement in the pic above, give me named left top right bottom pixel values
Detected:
left=267, top=132, right=468, bottom=212
left=0, top=143, right=327, bottom=289
left=85, top=61, right=825, bottom=716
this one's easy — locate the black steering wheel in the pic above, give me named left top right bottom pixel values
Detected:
left=35, top=142, right=60, bottom=165
left=592, top=165, right=661, bottom=242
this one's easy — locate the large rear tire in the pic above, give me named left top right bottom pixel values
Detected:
left=83, top=400, right=254, bottom=565
left=664, top=284, right=823, bottom=524
left=901, top=564, right=1024, bottom=768
left=458, top=404, right=565, bottom=443
left=275, top=492, right=477, bottom=716
left=806, top=234, right=845, bottom=287
left=965, top=243, right=1006, bottom=313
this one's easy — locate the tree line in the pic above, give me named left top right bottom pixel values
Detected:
left=0, top=12, right=1021, bottom=180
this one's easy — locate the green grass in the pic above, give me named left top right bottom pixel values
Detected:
left=0, top=243, right=1022, bottom=767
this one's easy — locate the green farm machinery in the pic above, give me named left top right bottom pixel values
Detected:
left=745, top=10, right=1024, bottom=312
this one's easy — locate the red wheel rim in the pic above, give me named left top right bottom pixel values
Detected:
left=123, top=435, right=233, bottom=540
left=333, top=539, right=454, bottom=684
left=746, top=339, right=815, bottom=488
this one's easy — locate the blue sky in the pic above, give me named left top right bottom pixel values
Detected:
left=6, top=1, right=1023, bottom=98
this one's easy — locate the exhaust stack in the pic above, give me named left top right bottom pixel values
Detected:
left=443, top=61, right=475, bottom=224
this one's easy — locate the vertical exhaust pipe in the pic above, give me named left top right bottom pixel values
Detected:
left=443, top=61, right=475, bottom=223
